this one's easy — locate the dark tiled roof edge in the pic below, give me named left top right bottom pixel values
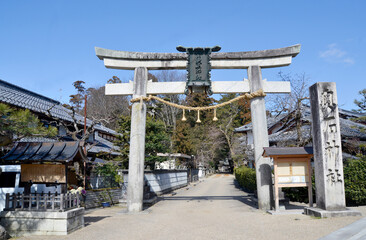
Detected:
left=0, top=79, right=117, bottom=135
left=0, top=79, right=60, bottom=105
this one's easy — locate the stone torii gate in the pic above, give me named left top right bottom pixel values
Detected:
left=95, top=44, right=301, bottom=212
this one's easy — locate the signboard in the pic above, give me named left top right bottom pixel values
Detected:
left=176, top=46, right=221, bottom=95
left=21, top=164, right=66, bottom=183
left=277, top=161, right=309, bottom=184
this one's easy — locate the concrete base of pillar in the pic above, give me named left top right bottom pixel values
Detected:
left=304, top=207, right=361, bottom=218
left=267, top=209, right=304, bottom=215
left=119, top=196, right=158, bottom=207
left=118, top=208, right=152, bottom=215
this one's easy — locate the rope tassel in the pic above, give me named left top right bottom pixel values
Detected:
left=213, top=108, right=218, bottom=121
left=181, top=109, right=187, bottom=121
left=196, top=110, right=201, bottom=123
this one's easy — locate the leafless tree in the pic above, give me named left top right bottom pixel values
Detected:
left=148, top=71, right=186, bottom=132
left=195, top=126, right=225, bottom=169
left=268, top=72, right=310, bottom=114
left=267, top=72, right=311, bottom=146
left=217, top=101, right=241, bottom=164
left=86, top=86, right=130, bottom=130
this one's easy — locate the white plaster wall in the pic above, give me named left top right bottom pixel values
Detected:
left=145, top=172, right=187, bottom=193
left=247, top=131, right=254, bottom=145
left=122, top=171, right=188, bottom=195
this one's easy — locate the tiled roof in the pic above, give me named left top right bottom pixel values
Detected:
left=0, top=79, right=116, bottom=135
left=234, top=113, right=288, bottom=133
left=14, top=136, right=119, bottom=156
left=1, top=141, right=84, bottom=163
left=267, top=117, right=366, bottom=143
left=263, top=147, right=313, bottom=157
left=236, top=104, right=366, bottom=141
left=340, top=118, right=366, bottom=139
left=87, top=135, right=119, bottom=155
left=339, top=108, right=366, bottom=119
left=18, top=137, right=58, bottom=142
left=268, top=125, right=312, bottom=143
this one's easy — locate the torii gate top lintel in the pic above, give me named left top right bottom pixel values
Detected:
left=95, top=44, right=301, bottom=70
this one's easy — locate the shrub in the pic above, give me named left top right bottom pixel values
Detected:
left=234, top=166, right=256, bottom=192
left=282, top=174, right=315, bottom=204
left=344, top=155, right=366, bottom=206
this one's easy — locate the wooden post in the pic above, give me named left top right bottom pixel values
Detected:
left=21, top=193, right=24, bottom=210
left=64, top=163, right=68, bottom=194
left=69, top=193, right=72, bottom=209
left=13, top=193, right=17, bottom=209
left=52, top=194, right=55, bottom=210
left=5, top=193, right=9, bottom=209
left=273, top=157, right=279, bottom=211
left=308, top=158, right=313, bottom=207
left=28, top=194, right=31, bottom=210
left=60, top=194, right=64, bottom=211
left=36, top=193, right=39, bottom=210
left=44, top=195, right=47, bottom=210
left=84, top=94, right=87, bottom=189
left=77, top=193, right=80, bottom=207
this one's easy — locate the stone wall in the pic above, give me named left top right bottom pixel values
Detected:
left=0, top=208, right=84, bottom=237
left=84, top=170, right=193, bottom=208
left=84, top=188, right=122, bottom=209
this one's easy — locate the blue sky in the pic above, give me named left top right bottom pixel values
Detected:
left=0, top=0, right=365, bottom=110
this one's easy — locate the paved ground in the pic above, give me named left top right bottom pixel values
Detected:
left=19, top=174, right=366, bottom=240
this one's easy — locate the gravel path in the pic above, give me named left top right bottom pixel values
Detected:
left=19, top=174, right=365, bottom=240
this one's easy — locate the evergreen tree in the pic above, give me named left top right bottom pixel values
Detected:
left=69, top=80, right=86, bottom=111
left=354, top=88, right=366, bottom=113
left=0, top=103, right=57, bottom=148
left=114, top=115, right=170, bottom=169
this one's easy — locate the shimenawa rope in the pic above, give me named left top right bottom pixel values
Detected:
left=130, top=89, right=266, bottom=122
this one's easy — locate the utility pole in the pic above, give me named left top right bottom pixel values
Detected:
left=84, top=94, right=87, bottom=189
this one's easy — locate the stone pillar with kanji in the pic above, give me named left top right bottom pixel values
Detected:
left=306, top=82, right=361, bottom=217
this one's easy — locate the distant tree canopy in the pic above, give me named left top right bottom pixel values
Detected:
left=352, top=88, right=366, bottom=125
left=0, top=103, right=57, bottom=148
left=354, top=88, right=366, bottom=113
left=68, top=77, right=130, bottom=130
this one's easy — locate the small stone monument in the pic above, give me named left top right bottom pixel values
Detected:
left=305, top=82, right=361, bottom=218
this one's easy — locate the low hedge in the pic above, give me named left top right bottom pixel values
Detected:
left=282, top=175, right=315, bottom=204
left=235, top=155, right=366, bottom=206
left=234, top=166, right=256, bottom=192
left=284, top=155, right=366, bottom=206
left=344, top=155, right=366, bottom=206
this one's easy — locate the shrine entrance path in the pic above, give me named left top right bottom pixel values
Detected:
left=20, top=174, right=365, bottom=240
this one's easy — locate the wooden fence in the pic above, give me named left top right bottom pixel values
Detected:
left=4, top=192, right=80, bottom=211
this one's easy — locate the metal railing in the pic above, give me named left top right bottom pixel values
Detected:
left=4, top=192, right=81, bottom=211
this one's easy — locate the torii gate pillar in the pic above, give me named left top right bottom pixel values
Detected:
left=127, top=67, right=148, bottom=212
left=249, top=66, right=272, bottom=210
